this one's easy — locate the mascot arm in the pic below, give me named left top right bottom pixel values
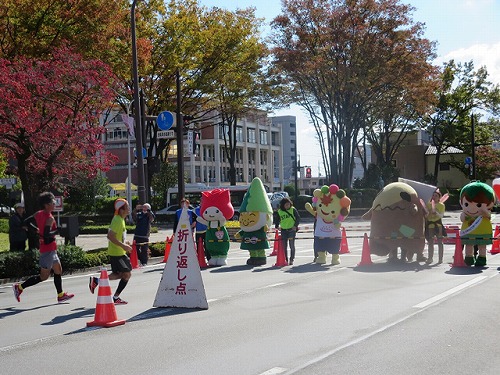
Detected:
left=305, top=202, right=316, bottom=217
left=197, top=216, right=208, bottom=226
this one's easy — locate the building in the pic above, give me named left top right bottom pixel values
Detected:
left=102, top=109, right=292, bottom=193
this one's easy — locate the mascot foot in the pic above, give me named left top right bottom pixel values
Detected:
left=474, top=256, right=487, bottom=267
left=331, top=254, right=340, bottom=265
left=464, top=256, right=475, bottom=266
left=315, top=252, right=327, bottom=264
left=416, top=254, right=427, bottom=262
left=216, top=257, right=227, bottom=266
left=208, top=258, right=218, bottom=266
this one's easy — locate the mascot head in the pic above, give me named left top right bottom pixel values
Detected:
left=460, top=181, right=495, bottom=218
left=239, top=177, right=272, bottom=231
left=311, top=184, right=351, bottom=223
left=200, top=188, right=234, bottom=221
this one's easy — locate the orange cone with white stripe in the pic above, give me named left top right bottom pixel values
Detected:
left=130, top=240, right=139, bottom=269
left=197, top=237, right=209, bottom=269
left=451, top=229, right=466, bottom=267
left=339, top=227, right=350, bottom=254
left=490, top=225, right=500, bottom=254
left=163, top=235, right=173, bottom=263
left=269, top=229, right=280, bottom=256
left=87, top=268, right=125, bottom=328
left=357, top=233, right=373, bottom=266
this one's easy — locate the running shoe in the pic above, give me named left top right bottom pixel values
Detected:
left=57, top=292, right=75, bottom=303
left=13, top=283, right=22, bottom=302
left=89, top=276, right=98, bottom=294
left=113, top=296, right=128, bottom=305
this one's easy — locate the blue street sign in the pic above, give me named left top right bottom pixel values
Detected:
left=134, top=147, right=147, bottom=158
left=465, top=156, right=472, bottom=164
left=157, top=111, right=175, bottom=131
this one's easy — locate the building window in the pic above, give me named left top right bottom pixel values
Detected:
left=247, top=128, right=256, bottom=143
left=236, top=126, right=244, bottom=142
left=439, top=162, right=450, bottom=171
left=259, top=130, right=268, bottom=145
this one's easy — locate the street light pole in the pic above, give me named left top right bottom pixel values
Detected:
left=176, top=69, right=185, bottom=203
left=131, top=0, right=146, bottom=204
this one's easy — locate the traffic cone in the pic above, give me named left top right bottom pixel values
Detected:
left=87, top=268, right=126, bottom=328
left=357, top=233, right=373, bottom=266
left=163, top=235, right=173, bottom=263
left=451, top=229, right=466, bottom=267
left=269, top=229, right=279, bottom=256
left=339, top=227, right=350, bottom=254
left=130, top=240, right=139, bottom=269
left=197, top=237, right=209, bottom=268
left=274, top=235, right=288, bottom=267
left=490, top=225, right=500, bottom=254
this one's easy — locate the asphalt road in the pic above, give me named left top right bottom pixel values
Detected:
left=1, top=211, right=500, bottom=375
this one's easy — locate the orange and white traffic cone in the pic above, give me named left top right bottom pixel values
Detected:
left=269, top=229, right=279, bottom=256
left=451, top=229, right=466, bottom=267
left=197, top=237, right=209, bottom=269
left=163, top=235, right=173, bottom=263
left=357, top=233, right=373, bottom=266
left=87, top=268, right=126, bottom=328
left=339, top=227, right=350, bottom=254
left=274, top=235, right=288, bottom=267
left=130, top=240, right=139, bottom=269
left=489, top=225, right=500, bottom=254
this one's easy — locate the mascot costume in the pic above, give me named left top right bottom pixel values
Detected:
left=362, top=181, right=426, bottom=262
left=459, top=181, right=496, bottom=267
left=305, top=184, right=351, bottom=265
left=235, top=177, right=273, bottom=266
left=197, top=188, right=234, bottom=266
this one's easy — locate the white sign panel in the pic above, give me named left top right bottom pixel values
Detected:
left=157, top=130, right=176, bottom=139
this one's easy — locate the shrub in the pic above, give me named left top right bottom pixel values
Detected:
left=0, top=218, right=8, bottom=234
left=0, top=249, right=39, bottom=278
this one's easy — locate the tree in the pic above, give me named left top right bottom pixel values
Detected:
left=0, top=46, right=119, bottom=213
left=270, top=0, right=437, bottom=187
left=422, top=60, right=500, bottom=182
left=64, top=173, right=111, bottom=213
left=150, top=162, right=178, bottom=209
left=136, top=1, right=277, bottom=187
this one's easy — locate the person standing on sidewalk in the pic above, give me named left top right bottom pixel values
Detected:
left=89, top=198, right=132, bottom=304
left=132, top=203, right=155, bottom=266
left=9, top=203, right=27, bottom=252
left=275, top=197, right=300, bottom=265
left=13, top=192, right=74, bottom=303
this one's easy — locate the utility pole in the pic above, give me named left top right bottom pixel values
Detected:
left=176, top=70, right=185, bottom=203
left=131, top=0, right=146, bottom=203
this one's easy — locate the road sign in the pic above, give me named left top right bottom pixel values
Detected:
left=157, top=130, right=176, bottom=139
left=54, top=196, right=64, bottom=212
left=157, top=111, right=176, bottom=131
left=0, top=177, right=16, bottom=186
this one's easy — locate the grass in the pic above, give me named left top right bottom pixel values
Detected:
left=0, top=233, right=9, bottom=253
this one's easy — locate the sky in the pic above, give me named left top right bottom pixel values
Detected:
left=198, top=0, right=500, bottom=176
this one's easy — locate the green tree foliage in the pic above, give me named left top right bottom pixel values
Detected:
left=65, top=174, right=111, bottom=213
left=270, top=0, right=437, bottom=187
left=422, top=60, right=500, bottom=182
left=150, top=162, right=178, bottom=209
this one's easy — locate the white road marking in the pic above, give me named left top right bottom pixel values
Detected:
left=413, top=275, right=488, bottom=309
left=259, top=367, right=288, bottom=375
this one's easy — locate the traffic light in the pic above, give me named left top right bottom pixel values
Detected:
left=306, top=167, right=312, bottom=178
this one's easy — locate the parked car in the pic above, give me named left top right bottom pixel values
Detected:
left=156, top=204, right=195, bottom=222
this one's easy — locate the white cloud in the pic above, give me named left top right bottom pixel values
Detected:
left=439, top=42, right=500, bottom=85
